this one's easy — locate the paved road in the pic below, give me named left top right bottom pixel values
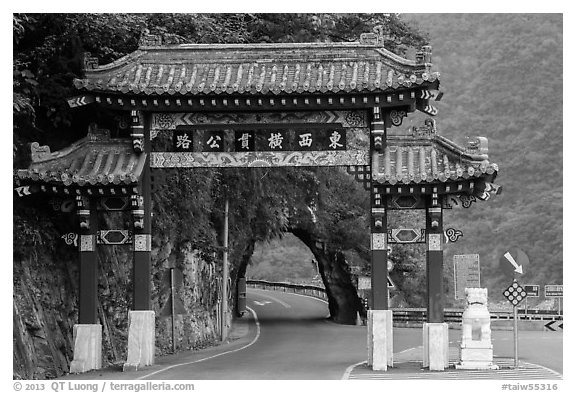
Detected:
left=63, top=288, right=562, bottom=380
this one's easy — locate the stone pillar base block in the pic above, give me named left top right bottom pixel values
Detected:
left=123, top=310, right=155, bottom=372
left=423, top=322, right=449, bottom=371
left=457, top=346, right=498, bottom=369
left=367, top=310, right=393, bottom=371
left=70, top=324, right=102, bottom=374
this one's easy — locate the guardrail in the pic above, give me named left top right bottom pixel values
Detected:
left=247, top=279, right=328, bottom=301
left=393, top=308, right=563, bottom=323
left=247, top=280, right=563, bottom=323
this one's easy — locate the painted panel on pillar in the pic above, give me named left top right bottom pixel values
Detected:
left=371, top=233, right=387, bottom=250
left=388, top=228, right=426, bottom=243
left=428, top=234, right=442, bottom=250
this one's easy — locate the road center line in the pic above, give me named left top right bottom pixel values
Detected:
left=137, top=306, right=261, bottom=380
left=251, top=289, right=331, bottom=319
left=250, top=288, right=292, bottom=308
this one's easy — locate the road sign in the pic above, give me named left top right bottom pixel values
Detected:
left=544, top=320, right=563, bottom=332
left=67, top=94, right=94, bottom=108
left=499, top=247, right=529, bottom=277
left=544, top=285, right=563, bottom=297
left=453, top=254, right=480, bottom=300
left=159, top=296, right=187, bottom=317
left=357, top=276, right=395, bottom=290
left=523, top=284, right=540, bottom=297
left=503, top=280, right=527, bottom=307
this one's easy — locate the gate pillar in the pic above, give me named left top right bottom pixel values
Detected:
left=124, top=110, right=155, bottom=371
left=367, top=107, right=393, bottom=370
left=70, top=196, right=103, bottom=373
left=423, top=193, right=449, bottom=370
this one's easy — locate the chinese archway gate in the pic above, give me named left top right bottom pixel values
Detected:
left=15, top=29, right=500, bottom=373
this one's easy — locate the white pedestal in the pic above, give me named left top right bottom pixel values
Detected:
left=456, top=341, right=498, bottom=369
left=367, top=310, right=393, bottom=371
left=423, top=322, right=449, bottom=371
left=123, top=310, right=155, bottom=372
left=70, top=324, right=102, bottom=373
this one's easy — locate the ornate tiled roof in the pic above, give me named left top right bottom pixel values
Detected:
left=373, top=120, right=498, bottom=186
left=17, top=125, right=146, bottom=187
left=73, top=32, right=439, bottom=97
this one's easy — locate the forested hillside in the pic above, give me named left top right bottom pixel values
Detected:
left=252, top=14, right=563, bottom=302
left=13, top=13, right=562, bottom=378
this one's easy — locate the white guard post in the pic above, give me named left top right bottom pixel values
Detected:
left=422, top=322, right=449, bottom=371
left=69, top=324, right=102, bottom=373
left=456, top=288, right=498, bottom=369
left=367, top=310, right=393, bottom=370
left=123, top=310, right=156, bottom=371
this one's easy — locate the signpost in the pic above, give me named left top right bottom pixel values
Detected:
left=453, top=254, right=480, bottom=300
left=503, top=279, right=527, bottom=368
left=159, top=268, right=186, bottom=352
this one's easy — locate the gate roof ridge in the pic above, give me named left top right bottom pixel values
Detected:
left=74, top=37, right=439, bottom=97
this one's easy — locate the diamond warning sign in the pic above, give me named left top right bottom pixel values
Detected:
left=503, top=280, right=527, bottom=307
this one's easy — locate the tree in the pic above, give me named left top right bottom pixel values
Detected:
left=13, top=13, right=429, bottom=325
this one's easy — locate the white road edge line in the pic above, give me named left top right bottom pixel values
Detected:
left=342, top=360, right=366, bottom=380
left=341, top=346, right=420, bottom=380
left=137, top=306, right=261, bottom=380
left=521, top=361, right=563, bottom=378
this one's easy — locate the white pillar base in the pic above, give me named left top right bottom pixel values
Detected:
left=423, top=322, right=449, bottom=371
left=70, top=324, right=102, bottom=374
left=123, top=310, right=155, bottom=372
left=367, top=310, right=393, bottom=371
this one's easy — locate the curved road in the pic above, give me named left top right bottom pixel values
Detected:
left=63, top=288, right=562, bottom=380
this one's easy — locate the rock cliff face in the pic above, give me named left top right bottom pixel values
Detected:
left=13, top=205, right=222, bottom=379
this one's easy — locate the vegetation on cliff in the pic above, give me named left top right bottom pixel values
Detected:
left=13, top=13, right=427, bottom=378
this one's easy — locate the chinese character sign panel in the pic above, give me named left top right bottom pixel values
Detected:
left=171, top=128, right=347, bottom=153
left=150, top=111, right=368, bottom=168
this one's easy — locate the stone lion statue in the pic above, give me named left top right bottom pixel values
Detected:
left=461, top=287, right=491, bottom=343
left=457, top=287, right=497, bottom=369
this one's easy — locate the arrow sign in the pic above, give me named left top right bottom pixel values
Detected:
left=499, top=247, right=530, bottom=277
left=419, top=89, right=443, bottom=101
left=544, top=320, right=563, bottom=332
left=503, top=252, right=523, bottom=274
left=15, top=186, right=31, bottom=197
left=67, top=95, right=94, bottom=108
left=423, top=105, right=438, bottom=116
left=420, top=89, right=432, bottom=100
